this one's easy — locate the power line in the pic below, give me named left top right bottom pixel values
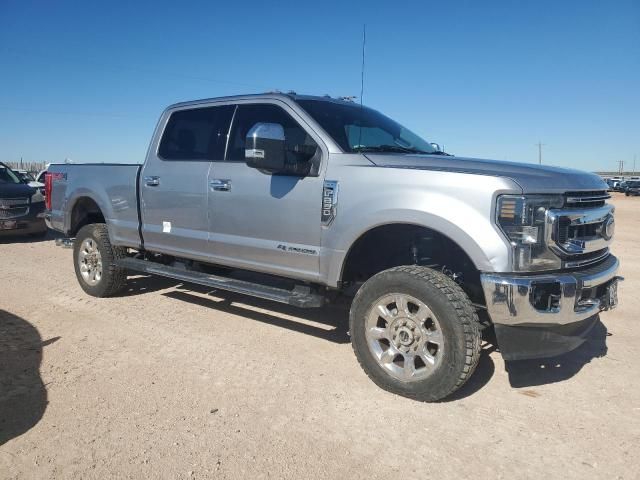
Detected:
left=0, top=105, right=151, bottom=118
left=1, top=47, right=279, bottom=91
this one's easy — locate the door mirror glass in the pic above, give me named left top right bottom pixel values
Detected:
left=245, top=122, right=286, bottom=172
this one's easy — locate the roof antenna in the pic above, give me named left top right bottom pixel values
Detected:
left=357, top=24, right=366, bottom=151
left=360, top=24, right=366, bottom=106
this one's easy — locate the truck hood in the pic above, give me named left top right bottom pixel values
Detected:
left=364, top=154, right=607, bottom=193
left=0, top=182, right=36, bottom=199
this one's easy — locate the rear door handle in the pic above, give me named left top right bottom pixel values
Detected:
left=144, top=176, right=160, bottom=187
left=210, top=179, right=231, bottom=192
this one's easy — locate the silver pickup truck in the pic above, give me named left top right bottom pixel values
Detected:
left=46, top=93, right=621, bottom=401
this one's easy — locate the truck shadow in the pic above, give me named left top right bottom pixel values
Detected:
left=0, top=310, right=58, bottom=446
left=122, top=277, right=607, bottom=398
left=443, top=344, right=497, bottom=401
left=120, top=274, right=181, bottom=297
left=162, top=285, right=351, bottom=344
left=503, top=318, right=609, bottom=388
left=0, top=229, right=63, bottom=244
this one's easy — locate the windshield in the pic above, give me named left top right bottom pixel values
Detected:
left=16, top=171, right=34, bottom=182
left=627, top=181, right=640, bottom=187
left=297, top=99, right=438, bottom=154
left=0, top=164, right=22, bottom=184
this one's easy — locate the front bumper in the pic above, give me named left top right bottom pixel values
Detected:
left=480, top=255, right=620, bottom=360
left=0, top=201, right=47, bottom=237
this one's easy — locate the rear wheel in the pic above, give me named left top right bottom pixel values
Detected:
left=73, top=223, right=127, bottom=297
left=350, top=265, right=481, bottom=401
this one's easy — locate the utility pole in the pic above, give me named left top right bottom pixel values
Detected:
left=536, top=141, right=544, bottom=165
left=618, top=160, right=624, bottom=175
left=634, top=154, right=637, bottom=176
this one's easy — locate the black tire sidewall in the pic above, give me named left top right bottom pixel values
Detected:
left=73, top=224, right=116, bottom=297
left=350, top=268, right=474, bottom=401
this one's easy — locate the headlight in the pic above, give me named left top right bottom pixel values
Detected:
left=496, top=194, right=563, bottom=272
left=31, top=189, right=45, bottom=204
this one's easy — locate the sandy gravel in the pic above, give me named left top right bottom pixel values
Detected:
left=1, top=193, right=639, bottom=479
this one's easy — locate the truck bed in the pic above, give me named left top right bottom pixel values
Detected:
left=47, top=163, right=142, bottom=248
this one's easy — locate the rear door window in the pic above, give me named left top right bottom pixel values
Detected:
left=158, top=105, right=235, bottom=160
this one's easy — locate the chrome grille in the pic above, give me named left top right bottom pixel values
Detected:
left=547, top=198, right=614, bottom=268
left=0, top=197, right=29, bottom=207
left=0, top=197, right=30, bottom=219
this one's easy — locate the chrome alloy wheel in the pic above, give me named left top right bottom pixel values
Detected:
left=77, top=238, right=103, bottom=286
left=365, top=293, right=444, bottom=381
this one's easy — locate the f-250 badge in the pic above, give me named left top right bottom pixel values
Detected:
left=322, top=180, right=339, bottom=226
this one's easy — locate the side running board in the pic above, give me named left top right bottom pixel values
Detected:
left=116, top=257, right=325, bottom=308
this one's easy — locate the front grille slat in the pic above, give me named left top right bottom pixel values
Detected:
left=564, top=190, right=610, bottom=208
left=0, top=197, right=30, bottom=220
left=0, top=207, right=29, bottom=219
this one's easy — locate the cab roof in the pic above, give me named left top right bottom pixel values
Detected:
left=167, top=92, right=359, bottom=110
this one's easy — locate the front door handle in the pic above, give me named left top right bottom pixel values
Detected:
left=144, top=176, right=160, bottom=187
left=210, top=179, right=231, bottom=192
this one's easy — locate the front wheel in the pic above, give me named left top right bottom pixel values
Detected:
left=350, top=265, right=481, bottom=402
left=73, top=223, right=127, bottom=297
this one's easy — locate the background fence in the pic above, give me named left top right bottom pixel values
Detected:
left=4, top=161, right=48, bottom=174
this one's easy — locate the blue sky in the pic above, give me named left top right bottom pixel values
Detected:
left=1, top=0, right=638, bottom=171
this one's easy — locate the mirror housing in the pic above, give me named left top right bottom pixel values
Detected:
left=245, top=123, right=286, bottom=172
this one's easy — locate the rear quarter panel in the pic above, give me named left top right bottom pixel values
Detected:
left=48, top=164, right=141, bottom=247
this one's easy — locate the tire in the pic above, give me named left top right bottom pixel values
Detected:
left=349, top=265, right=481, bottom=402
left=73, top=223, right=127, bottom=297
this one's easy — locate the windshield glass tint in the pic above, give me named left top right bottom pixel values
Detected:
left=297, top=100, right=436, bottom=154
left=0, top=165, right=21, bottom=184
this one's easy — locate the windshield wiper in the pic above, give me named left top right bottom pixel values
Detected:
left=353, top=145, right=454, bottom=155
left=353, top=145, right=430, bottom=154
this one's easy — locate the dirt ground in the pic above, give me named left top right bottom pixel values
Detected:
left=1, top=193, right=639, bottom=479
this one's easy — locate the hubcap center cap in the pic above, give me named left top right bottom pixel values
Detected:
left=397, top=327, right=414, bottom=346
left=391, top=317, right=420, bottom=350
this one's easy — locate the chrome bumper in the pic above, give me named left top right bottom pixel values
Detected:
left=480, top=255, right=620, bottom=326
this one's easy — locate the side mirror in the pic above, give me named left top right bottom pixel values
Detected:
left=430, top=142, right=441, bottom=152
left=245, top=123, right=286, bottom=172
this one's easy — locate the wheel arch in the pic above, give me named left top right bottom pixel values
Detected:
left=66, top=194, right=107, bottom=236
left=331, top=217, right=497, bottom=305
